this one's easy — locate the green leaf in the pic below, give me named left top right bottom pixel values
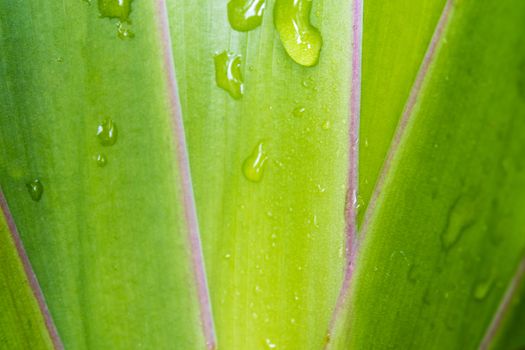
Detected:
left=0, top=1, right=213, bottom=348
left=167, top=0, right=357, bottom=348
left=485, top=258, right=525, bottom=350
left=358, top=0, right=447, bottom=224
left=0, top=191, right=61, bottom=349
left=330, top=0, right=525, bottom=348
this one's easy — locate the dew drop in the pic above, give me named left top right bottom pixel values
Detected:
left=265, top=338, right=277, bottom=349
left=27, top=179, right=43, bottom=202
left=117, top=22, right=135, bottom=40
left=227, top=0, right=266, bottom=32
left=473, top=277, right=494, bottom=301
left=242, top=142, right=268, bottom=182
left=97, top=118, right=118, bottom=146
left=293, top=106, right=305, bottom=117
left=441, top=195, right=476, bottom=250
left=95, top=153, right=108, bottom=167
left=321, top=120, right=331, bottom=130
left=274, top=0, right=322, bottom=67
left=214, top=51, right=244, bottom=100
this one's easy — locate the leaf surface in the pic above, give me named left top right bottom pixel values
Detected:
left=167, top=0, right=357, bottom=348
left=0, top=1, right=213, bottom=348
left=0, top=191, right=61, bottom=350
left=331, top=0, right=525, bottom=348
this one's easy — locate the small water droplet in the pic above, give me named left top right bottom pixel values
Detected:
left=56, top=57, right=64, bottom=63
left=224, top=253, right=231, bottom=259
left=97, top=118, right=118, bottom=146
left=27, top=179, right=43, bottom=202
left=265, top=338, right=277, bottom=349
left=242, top=142, right=268, bottom=182
left=214, top=51, right=244, bottom=100
left=473, top=277, right=494, bottom=301
left=117, top=22, right=135, bottom=40
left=441, top=195, right=476, bottom=250
left=321, top=120, right=331, bottom=130
left=95, top=153, right=108, bottom=167
left=293, top=106, right=305, bottom=117
left=227, top=0, right=266, bottom=32
left=274, top=0, right=322, bottom=66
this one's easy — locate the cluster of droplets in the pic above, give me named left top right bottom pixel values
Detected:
left=85, top=0, right=135, bottom=40
left=215, top=0, right=324, bottom=182
left=95, top=118, right=118, bottom=167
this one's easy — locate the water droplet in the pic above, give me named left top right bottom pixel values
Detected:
left=214, top=51, right=244, bottom=100
left=97, top=0, right=132, bottom=22
left=441, top=195, right=476, bottom=250
left=117, top=22, right=135, bottom=40
left=56, top=57, right=63, bottom=63
left=95, top=153, right=108, bottom=167
left=473, top=277, right=494, bottom=301
left=242, top=142, right=268, bottom=182
left=27, top=179, right=43, bottom=202
left=96, top=118, right=118, bottom=146
left=293, top=106, right=305, bottom=117
left=321, top=120, right=331, bottom=130
left=265, top=338, right=277, bottom=349
left=97, top=0, right=134, bottom=39
left=274, top=0, right=322, bottom=67
left=224, top=253, right=231, bottom=259
left=227, top=0, right=266, bottom=32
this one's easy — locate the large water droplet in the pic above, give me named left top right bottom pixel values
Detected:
left=274, top=0, right=322, bottom=67
left=97, top=0, right=132, bottom=21
left=242, top=142, right=268, bottom=182
left=27, top=179, right=43, bottom=202
left=441, top=195, right=476, bottom=250
left=97, top=118, right=118, bottom=146
left=227, top=0, right=266, bottom=32
left=214, top=51, right=244, bottom=100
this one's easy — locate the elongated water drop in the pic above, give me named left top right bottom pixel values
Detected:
left=97, top=118, right=118, bottom=146
left=214, top=51, right=244, bottom=99
left=274, top=0, right=322, bottom=67
left=228, top=0, right=266, bottom=32
left=441, top=195, right=476, bottom=250
left=27, top=179, right=43, bottom=202
left=98, top=0, right=132, bottom=21
left=243, top=142, right=268, bottom=182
